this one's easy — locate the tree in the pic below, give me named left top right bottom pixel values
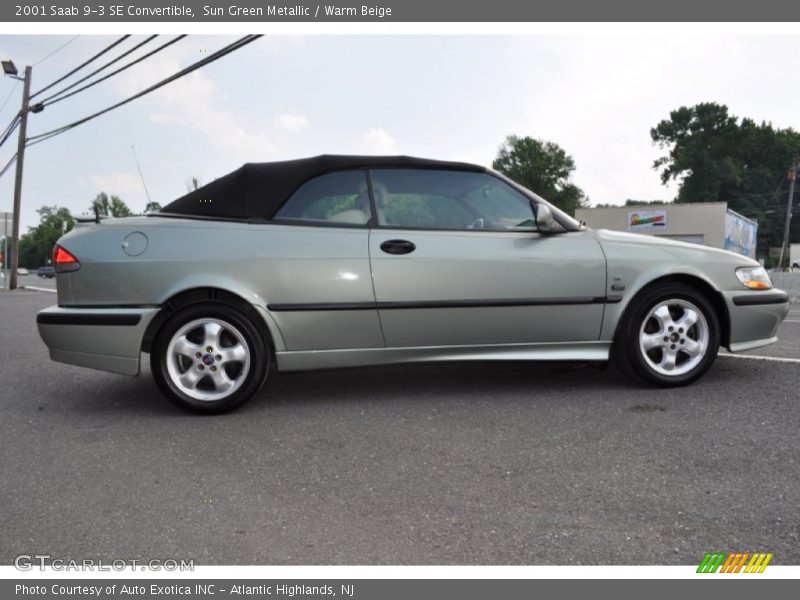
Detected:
left=144, top=201, right=162, bottom=213
left=492, top=135, right=587, bottom=215
left=17, top=206, right=74, bottom=268
left=90, top=192, right=134, bottom=218
left=651, top=102, right=800, bottom=256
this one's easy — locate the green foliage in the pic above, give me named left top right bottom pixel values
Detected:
left=624, top=199, right=670, bottom=207
left=651, top=102, right=800, bottom=256
left=144, top=201, right=162, bottom=213
left=16, top=206, right=74, bottom=268
left=12, top=192, right=149, bottom=268
left=303, top=194, right=361, bottom=220
left=492, top=135, right=587, bottom=216
left=593, top=199, right=670, bottom=208
left=383, top=194, right=475, bottom=228
left=90, top=192, right=134, bottom=218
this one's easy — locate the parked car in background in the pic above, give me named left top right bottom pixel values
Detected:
left=36, top=155, right=790, bottom=413
left=17, top=268, right=29, bottom=276
left=37, top=266, right=55, bottom=278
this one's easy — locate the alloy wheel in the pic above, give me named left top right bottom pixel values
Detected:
left=165, top=318, right=251, bottom=401
left=638, top=299, right=709, bottom=377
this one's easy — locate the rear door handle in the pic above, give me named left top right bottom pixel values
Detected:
left=380, top=239, right=416, bottom=255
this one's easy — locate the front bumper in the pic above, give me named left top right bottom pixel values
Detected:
left=722, top=289, right=790, bottom=352
left=37, top=305, right=160, bottom=375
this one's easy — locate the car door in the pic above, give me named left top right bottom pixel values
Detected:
left=367, top=168, right=607, bottom=348
left=265, top=169, right=384, bottom=351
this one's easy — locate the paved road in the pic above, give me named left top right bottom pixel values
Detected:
left=19, top=275, right=57, bottom=292
left=0, top=289, right=798, bottom=565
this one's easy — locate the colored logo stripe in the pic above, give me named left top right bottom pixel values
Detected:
left=697, top=552, right=773, bottom=573
left=745, top=553, right=773, bottom=573
left=720, top=553, right=748, bottom=573
left=697, top=553, right=726, bottom=573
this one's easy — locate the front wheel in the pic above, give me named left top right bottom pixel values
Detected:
left=615, top=283, right=720, bottom=386
left=150, top=303, right=269, bottom=413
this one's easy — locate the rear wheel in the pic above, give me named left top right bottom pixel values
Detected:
left=150, top=303, right=269, bottom=413
left=615, top=283, right=720, bottom=386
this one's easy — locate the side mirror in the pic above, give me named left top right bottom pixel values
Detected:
left=533, top=202, right=557, bottom=233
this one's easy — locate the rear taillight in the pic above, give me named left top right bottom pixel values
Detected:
left=53, top=245, right=80, bottom=273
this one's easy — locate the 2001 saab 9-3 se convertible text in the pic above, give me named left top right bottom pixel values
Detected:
left=37, top=155, right=790, bottom=413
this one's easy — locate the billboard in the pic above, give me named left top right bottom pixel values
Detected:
left=628, top=210, right=667, bottom=231
left=724, top=210, right=757, bottom=259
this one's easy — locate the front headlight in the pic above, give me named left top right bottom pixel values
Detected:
left=735, top=266, right=773, bottom=290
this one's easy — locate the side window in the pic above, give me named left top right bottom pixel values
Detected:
left=274, top=170, right=371, bottom=226
left=370, top=169, right=537, bottom=231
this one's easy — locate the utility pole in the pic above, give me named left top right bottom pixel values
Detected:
left=778, top=159, right=797, bottom=271
left=8, top=65, right=31, bottom=290
left=2, top=211, right=8, bottom=290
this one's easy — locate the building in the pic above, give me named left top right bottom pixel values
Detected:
left=575, top=202, right=758, bottom=259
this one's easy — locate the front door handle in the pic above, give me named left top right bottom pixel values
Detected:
left=380, top=239, right=416, bottom=255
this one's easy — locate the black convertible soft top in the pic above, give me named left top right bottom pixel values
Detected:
left=159, top=155, right=485, bottom=220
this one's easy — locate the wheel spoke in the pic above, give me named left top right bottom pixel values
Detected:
left=173, top=336, right=201, bottom=358
left=210, top=368, right=235, bottom=392
left=675, top=308, right=699, bottom=331
left=652, top=305, right=673, bottom=331
left=218, top=343, right=246, bottom=364
left=659, top=348, right=678, bottom=371
left=203, top=322, right=223, bottom=347
left=179, top=368, right=204, bottom=389
left=641, top=333, right=664, bottom=351
left=681, top=338, right=703, bottom=358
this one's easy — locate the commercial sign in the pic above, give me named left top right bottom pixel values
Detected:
left=724, top=210, right=757, bottom=259
left=628, top=210, right=667, bottom=232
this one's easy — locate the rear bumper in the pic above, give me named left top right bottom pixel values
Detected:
left=37, top=305, right=160, bottom=375
left=723, top=289, right=790, bottom=352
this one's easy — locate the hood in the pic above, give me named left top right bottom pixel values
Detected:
left=594, top=229, right=759, bottom=266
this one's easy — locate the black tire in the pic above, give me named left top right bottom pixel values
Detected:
left=614, top=282, right=720, bottom=387
left=150, top=302, right=270, bottom=414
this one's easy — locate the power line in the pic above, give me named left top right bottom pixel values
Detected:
left=26, top=35, right=262, bottom=147
left=38, top=35, right=161, bottom=106
left=0, top=81, right=19, bottom=115
left=0, top=116, right=20, bottom=149
left=40, top=35, right=183, bottom=108
left=32, top=35, right=81, bottom=66
left=30, top=35, right=130, bottom=100
left=0, top=153, right=17, bottom=179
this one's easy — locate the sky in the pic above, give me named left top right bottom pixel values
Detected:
left=1, top=33, right=800, bottom=232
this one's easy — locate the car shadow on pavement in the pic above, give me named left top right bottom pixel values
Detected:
left=249, top=360, right=639, bottom=413
left=48, top=360, right=631, bottom=417
left=54, top=354, right=756, bottom=417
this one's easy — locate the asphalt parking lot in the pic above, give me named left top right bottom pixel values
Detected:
left=1, top=287, right=798, bottom=565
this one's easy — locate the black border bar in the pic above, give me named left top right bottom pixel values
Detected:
left=732, top=292, right=789, bottom=306
left=268, top=296, right=622, bottom=311
left=36, top=313, right=142, bottom=326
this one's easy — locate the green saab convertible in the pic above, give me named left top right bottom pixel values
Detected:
left=37, top=155, right=789, bottom=413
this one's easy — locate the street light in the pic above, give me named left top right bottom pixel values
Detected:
left=2, top=60, right=18, bottom=77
